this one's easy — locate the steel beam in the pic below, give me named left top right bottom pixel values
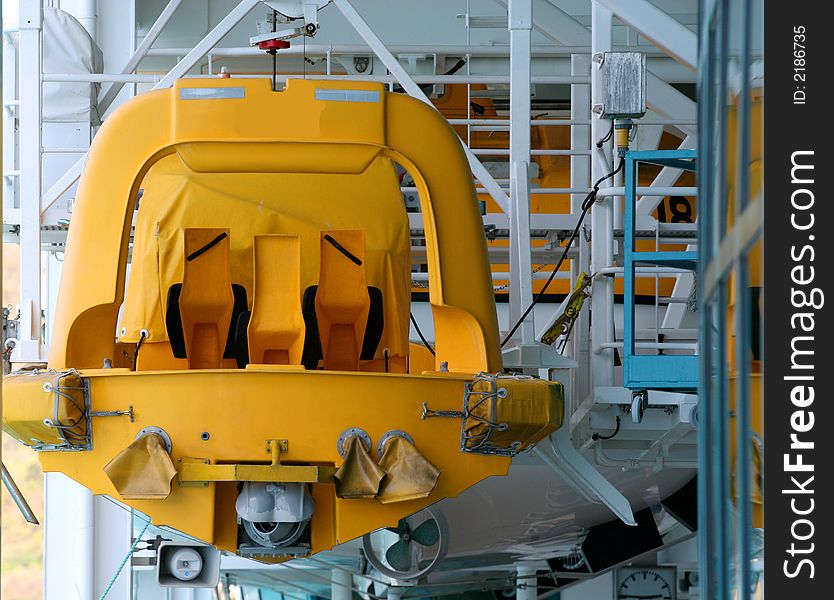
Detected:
left=636, top=136, right=696, bottom=215
left=493, top=0, right=589, bottom=46
left=332, top=0, right=510, bottom=213
left=589, top=1, right=614, bottom=389
left=41, top=156, right=86, bottom=215
left=516, top=563, right=538, bottom=600
left=596, top=0, right=697, bottom=71
left=647, top=72, right=697, bottom=138
left=98, top=0, right=184, bottom=115
left=155, top=0, right=261, bottom=89
left=331, top=569, right=353, bottom=600
left=507, top=0, right=534, bottom=344
left=15, top=1, right=45, bottom=362
left=3, top=34, right=17, bottom=215
left=570, top=54, right=591, bottom=408
left=502, top=2, right=698, bottom=141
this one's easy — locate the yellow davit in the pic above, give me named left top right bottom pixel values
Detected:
left=2, top=78, right=564, bottom=560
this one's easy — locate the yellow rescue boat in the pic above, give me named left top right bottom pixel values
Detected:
left=3, top=77, right=563, bottom=561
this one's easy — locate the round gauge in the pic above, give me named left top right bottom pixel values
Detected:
left=615, top=567, right=676, bottom=600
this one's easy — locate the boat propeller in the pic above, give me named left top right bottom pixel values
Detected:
left=362, top=508, right=448, bottom=581
left=384, top=518, right=440, bottom=571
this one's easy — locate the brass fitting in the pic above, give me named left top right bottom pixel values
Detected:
left=614, top=119, right=633, bottom=156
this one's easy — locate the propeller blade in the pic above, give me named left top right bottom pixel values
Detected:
left=384, top=518, right=409, bottom=536
left=385, top=539, right=413, bottom=572
left=410, top=519, right=440, bottom=546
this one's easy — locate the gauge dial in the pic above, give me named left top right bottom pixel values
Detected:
left=615, top=567, right=676, bottom=600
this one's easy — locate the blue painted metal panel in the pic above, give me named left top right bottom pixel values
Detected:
left=622, top=150, right=698, bottom=392
left=625, top=355, right=699, bottom=389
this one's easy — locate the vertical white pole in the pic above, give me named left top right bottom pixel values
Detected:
left=93, top=496, right=133, bottom=599
left=570, top=53, right=591, bottom=407
left=331, top=569, right=352, bottom=600
left=387, top=586, right=403, bottom=600
left=2, top=32, right=17, bottom=215
left=516, top=563, right=538, bottom=600
left=507, top=0, right=534, bottom=345
left=15, top=0, right=45, bottom=364
left=44, top=473, right=95, bottom=599
left=76, top=0, right=98, bottom=39
left=590, top=1, right=614, bottom=389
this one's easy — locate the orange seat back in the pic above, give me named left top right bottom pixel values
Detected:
left=179, top=228, right=234, bottom=369
left=247, top=235, right=305, bottom=365
left=314, top=230, right=369, bottom=371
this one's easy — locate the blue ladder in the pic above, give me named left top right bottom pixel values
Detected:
left=622, top=149, right=698, bottom=391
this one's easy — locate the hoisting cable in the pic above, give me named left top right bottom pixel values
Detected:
left=501, top=158, right=625, bottom=347
left=410, top=313, right=436, bottom=356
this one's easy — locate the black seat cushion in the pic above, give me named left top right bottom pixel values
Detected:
left=301, top=285, right=384, bottom=369
left=233, top=310, right=251, bottom=368
left=165, top=283, right=248, bottom=360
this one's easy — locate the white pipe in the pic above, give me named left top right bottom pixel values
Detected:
left=472, top=148, right=591, bottom=156
left=507, top=0, right=535, bottom=345
left=412, top=271, right=570, bottom=281
left=44, top=71, right=589, bottom=85
left=331, top=569, right=352, bottom=600
left=516, top=563, right=538, bottom=600
left=597, top=266, right=692, bottom=275
left=42, top=147, right=86, bottom=154
left=448, top=119, right=592, bottom=126
left=589, top=1, right=615, bottom=389
left=145, top=44, right=680, bottom=58
left=435, top=118, right=695, bottom=126
left=597, top=341, right=697, bottom=351
left=596, top=186, right=697, bottom=197
left=43, top=73, right=159, bottom=83
left=571, top=52, right=592, bottom=407
left=77, top=0, right=97, bottom=40
left=80, top=487, right=95, bottom=598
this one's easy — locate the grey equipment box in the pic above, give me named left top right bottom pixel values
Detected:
left=596, top=52, right=647, bottom=119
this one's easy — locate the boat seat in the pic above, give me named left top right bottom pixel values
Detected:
left=171, top=228, right=235, bottom=369
left=301, top=285, right=384, bottom=370
left=166, top=283, right=247, bottom=361
left=313, top=230, right=371, bottom=371
left=246, top=234, right=305, bottom=365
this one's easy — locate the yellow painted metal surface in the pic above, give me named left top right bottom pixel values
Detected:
left=52, top=78, right=500, bottom=373
left=180, top=229, right=234, bottom=369
left=465, top=376, right=564, bottom=453
left=248, top=235, right=305, bottom=365
left=2, top=370, right=87, bottom=448
left=316, top=230, right=369, bottom=371
left=333, top=435, right=387, bottom=499
left=178, top=461, right=337, bottom=484
left=2, top=77, right=569, bottom=558
left=38, top=369, right=515, bottom=551
left=376, top=435, right=441, bottom=504
left=122, top=153, right=410, bottom=366
left=103, top=433, right=177, bottom=499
